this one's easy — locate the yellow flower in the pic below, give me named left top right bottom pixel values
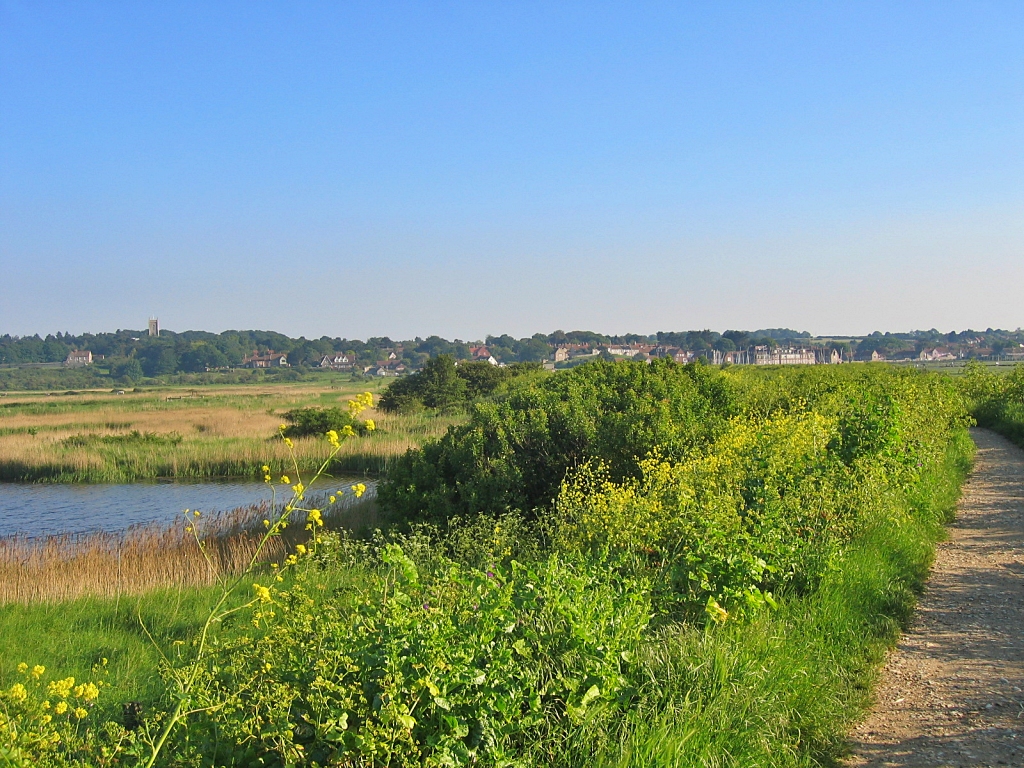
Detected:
left=329, top=495, right=336, bottom=503
left=307, top=509, right=323, bottom=527
left=41, top=714, right=52, bottom=724
left=193, top=510, right=201, bottom=518
left=9, top=683, right=27, bottom=702
left=326, top=429, right=340, bottom=447
left=54, top=701, right=68, bottom=714
left=292, top=482, right=305, bottom=496
left=252, top=583, right=272, bottom=603
left=295, top=544, right=307, bottom=556
left=279, top=423, right=287, bottom=431
left=75, top=683, right=99, bottom=702
left=261, top=465, right=270, bottom=472
left=73, top=707, right=88, bottom=719
left=283, top=437, right=294, bottom=448
left=31, top=665, right=45, bottom=679
left=281, top=475, right=290, bottom=485
left=364, top=419, right=376, bottom=432
left=16, top=663, right=27, bottom=674
left=48, top=677, right=74, bottom=699
left=263, top=519, right=271, bottom=528
left=353, top=483, right=367, bottom=498
left=706, top=598, right=729, bottom=625
left=341, top=424, right=355, bottom=437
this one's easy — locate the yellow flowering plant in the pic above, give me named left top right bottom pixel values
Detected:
left=0, top=660, right=127, bottom=765
left=136, top=393, right=376, bottom=768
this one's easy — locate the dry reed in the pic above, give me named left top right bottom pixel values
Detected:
left=0, top=485, right=381, bottom=604
left=0, top=389, right=458, bottom=482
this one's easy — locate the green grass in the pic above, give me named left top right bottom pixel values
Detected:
left=0, top=383, right=458, bottom=482
left=0, top=586, right=233, bottom=720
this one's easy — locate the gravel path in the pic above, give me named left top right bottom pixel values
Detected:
left=847, top=428, right=1024, bottom=768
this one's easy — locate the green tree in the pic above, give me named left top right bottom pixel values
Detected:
left=180, top=345, right=229, bottom=373
left=140, top=345, right=179, bottom=376
left=114, top=358, right=144, bottom=383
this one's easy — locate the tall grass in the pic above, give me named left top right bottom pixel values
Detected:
left=0, top=387, right=457, bottom=481
left=0, top=485, right=381, bottom=604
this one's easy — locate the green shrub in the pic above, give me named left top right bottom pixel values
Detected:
left=280, top=406, right=361, bottom=439
left=379, top=359, right=737, bottom=525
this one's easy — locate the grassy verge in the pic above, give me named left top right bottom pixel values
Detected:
left=0, top=586, right=230, bottom=721
left=575, top=428, right=974, bottom=767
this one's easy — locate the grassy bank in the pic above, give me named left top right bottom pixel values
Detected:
left=1, top=363, right=975, bottom=766
left=0, top=488, right=383, bottom=604
left=581, top=427, right=973, bottom=767
left=0, top=383, right=458, bottom=481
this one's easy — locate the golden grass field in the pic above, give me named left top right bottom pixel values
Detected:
left=0, top=381, right=457, bottom=482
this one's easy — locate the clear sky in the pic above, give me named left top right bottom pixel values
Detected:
left=2, top=2, right=1022, bottom=339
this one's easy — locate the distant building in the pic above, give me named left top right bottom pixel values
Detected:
left=604, top=344, right=653, bottom=358
left=64, top=350, right=93, bottom=367
left=870, top=350, right=886, bottom=362
left=552, top=346, right=570, bottom=363
left=319, top=354, right=353, bottom=370
left=241, top=351, right=289, bottom=368
left=753, top=346, right=817, bottom=365
left=148, top=317, right=159, bottom=337
left=468, top=346, right=499, bottom=366
left=651, top=346, right=693, bottom=363
left=918, top=348, right=956, bottom=362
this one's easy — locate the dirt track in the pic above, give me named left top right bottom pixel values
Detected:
left=847, top=429, right=1024, bottom=767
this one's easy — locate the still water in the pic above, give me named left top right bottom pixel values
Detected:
left=0, top=480, right=284, bottom=538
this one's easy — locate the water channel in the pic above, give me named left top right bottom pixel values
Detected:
left=0, top=479, right=370, bottom=538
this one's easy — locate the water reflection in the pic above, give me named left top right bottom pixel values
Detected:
left=0, top=479, right=367, bottom=538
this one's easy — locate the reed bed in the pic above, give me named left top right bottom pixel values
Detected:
left=0, top=484, right=381, bottom=604
left=0, top=386, right=458, bottom=482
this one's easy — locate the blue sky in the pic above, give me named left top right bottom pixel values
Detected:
left=2, top=2, right=1023, bottom=338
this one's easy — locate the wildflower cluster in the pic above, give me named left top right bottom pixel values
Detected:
left=1, top=661, right=127, bottom=765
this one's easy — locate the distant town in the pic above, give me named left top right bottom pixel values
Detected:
left=2, top=322, right=1023, bottom=389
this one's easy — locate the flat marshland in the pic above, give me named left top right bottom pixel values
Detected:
left=0, top=381, right=459, bottom=482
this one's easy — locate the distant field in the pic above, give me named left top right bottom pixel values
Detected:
left=0, top=381, right=458, bottom=482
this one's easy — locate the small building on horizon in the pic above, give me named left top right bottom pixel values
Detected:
left=64, top=350, right=93, bottom=367
left=241, top=351, right=289, bottom=368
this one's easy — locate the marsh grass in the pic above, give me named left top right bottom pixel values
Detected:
left=0, top=485, right=381, bottom=604
left=0, top=384, right=458, bottom=481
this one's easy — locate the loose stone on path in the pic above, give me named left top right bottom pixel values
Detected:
left=847, top=429, right=1024, bottom=768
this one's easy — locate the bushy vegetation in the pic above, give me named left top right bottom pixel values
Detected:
left=377, top=357, right=542, bottom=413
left=2, top=362, right=975, bottom=766
left=957, top=361, right=1024, bottom=447
left=380, top=360, right=735, bottom=524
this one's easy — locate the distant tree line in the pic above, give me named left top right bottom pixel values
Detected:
left=2, top=326, right=1022, bottom=380
left=378, top=357, right=543, bottom=412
